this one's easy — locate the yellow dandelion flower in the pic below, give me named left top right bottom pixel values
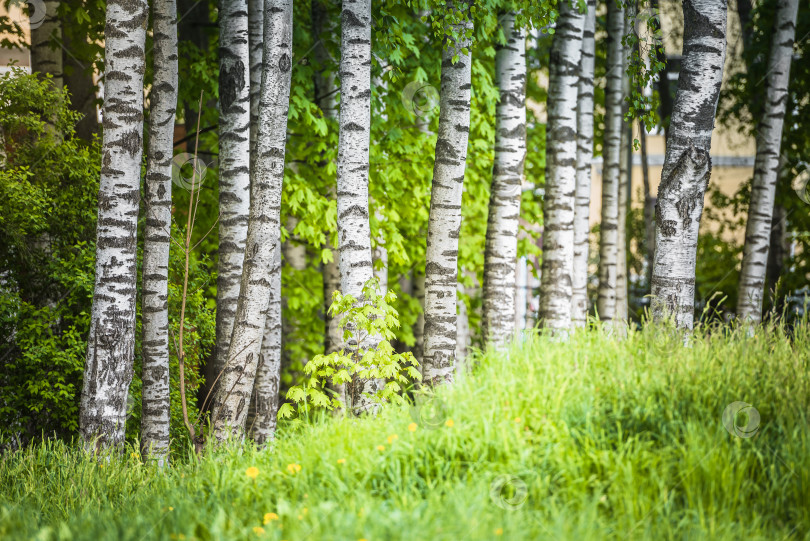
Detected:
left=408, top=422, right=418, bottom=432
left=246, top=467, right=260, bottom=479
left=253, top=526, right=265, bottom=535
left=376, top=445, right=385, bottom=451
left=387, top=434, right=398, bottom=444
left=359, top=539, right=369, bottom=541
left=286, top=463, right=302, bottom=474
left=263, top=512, right=279, bottom=524
left=303, top=508, right=308, bottom=514
left=337, top=458, right=346, bottom=464
left=445, top=419, right=454, bottom=427
left=495, top=528, right=504, bottom=536
left=297, top=515, right=303, bottom=520
left=168, top=507, right=174, bottom=511
left=514, top=417, right=521, bottom=423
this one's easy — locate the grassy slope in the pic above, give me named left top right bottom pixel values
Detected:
left=1, top=324, right=809, bottom=540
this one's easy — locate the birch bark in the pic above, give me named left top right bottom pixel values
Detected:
left=651, top=0, right=727, bottom=329
left=737, top=0, right=798, bottom=325
left=140, top=0, right=178, bottom=464
left=597, top=0, right=624, bottom=323
left=335, top=0, right=381, bottom=412
left=249, top=241, right=282, bottom=445
left=213, top=0, right=252, bottom=393
left=538, top=0, right=584, bottom=332
left=211, top=0, right=293, bottom=439
left=571, top=0, right=596, bottom=326
left=422, top=1, right=473, bottom=385
left=79, top=0, right=147, bottom=448
left=482, top=11, right=526, bottom=347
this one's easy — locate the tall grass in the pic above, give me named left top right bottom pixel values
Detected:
left=1, top=323, right=808, bottom=540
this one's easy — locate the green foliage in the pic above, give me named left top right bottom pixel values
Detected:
left=2, top=326, right=809, bottom=539
left=279, top=278, right=421, bottom=418
left=0, top=70, right=99, bottom=442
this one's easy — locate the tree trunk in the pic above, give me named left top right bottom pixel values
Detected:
left=572, top=0, right=596, bottom=327
left=736, top=0, right=798, bottom=325
left=596, top=0, right=624, bottom=323
left=249, top=240, right=282, bottom=445
left=62, top=21, right=100, bottom=142
left=640, top=122, right=655, bottom=292
left=210, top=0, right=293, bottom=440
left=79, top=0, right=147, bottom=449
left=248, top=0, right=263, bottom=155
left=422, top=1, right=473, bottom=385
left=651, top=0, right=727, bottom=329
left=212, top=0, right=251, bottom=401
left=482, top=11, right=526, bottom=347
left=30, top=0, right=63, bottom=89
left=312, top=0, right=341, bottom=357
left=281, top=215, right=306, bottom=369
left=616, top=7, right=633, bottom=323
left=140, top=0, right=178, bottom=465
left=178, top=0, right=211, bottom=153
left=335, top=0, right=381, bottom=412
left=538, top=0, right=584, bottom=332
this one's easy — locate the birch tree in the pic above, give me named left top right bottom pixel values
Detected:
left=312, top=0, right=341, bottom=355
left=244, top=0, right=282, bottom=446
left=250, top=241, right=282, bottom=445
left=210, top=0, right=293, bottom=439
left=737, top=0, right=798, bottom=325
left=571, top=0, right=596, bottom=327
left=335, top=0, right=381, bottom=411
left=482, top=11, right=527, bottom=347
left=30, top=0, right=63, bottom=89
left=538, top=0, right=584, bottom=332
left=422, top=2, right=473, bottom=385
left=651, top=0, right=727, bottom=329
left=596, top=0, right=624, bottom=324
left=140, top=0, right=178, bottom=464
left=79, top=0, right=147, bottom=448
left=213, top=0, right=251, bottom=392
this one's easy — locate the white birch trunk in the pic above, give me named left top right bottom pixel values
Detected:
left=737, top=0, right=798, bottom=325
left=79, top=0, right=147, bottom=448
left=248, top=0, right=263, bottom=153
left=335, top=0, right=381, bottom=413
left=140, top=0, right=178, bottom=464
left=615, top=3, right=635, bottom=323
left=571, top=0, right=596, bottom=327
left=422, top=2, right=473, bottom=386
left=651, top=0, right=727, bottom=329
left=538, top=0, right=584, bottom=332
left=213, top=0, right=252, bottom=392
left=30, top=0, right=63, bottom=89
left=597, top=0, right=624, bottom=324
left=211, top=0, right=293, bottom=440
left=482, top=11, right=526, bottom=347
left=249, top=240, right=282, bottom=445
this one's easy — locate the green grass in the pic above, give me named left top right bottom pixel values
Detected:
left=2, top=324, right=809, bottom=540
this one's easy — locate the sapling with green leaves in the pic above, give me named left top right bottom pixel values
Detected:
left=278, top=277, right=421, bottom=418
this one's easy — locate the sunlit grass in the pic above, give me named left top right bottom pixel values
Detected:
left=1, top=322, right=808, bottom=540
